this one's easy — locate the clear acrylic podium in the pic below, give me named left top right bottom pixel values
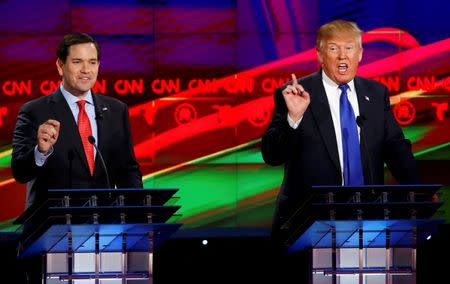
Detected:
left=281, top=184, right=443, bottom=284
left=14, top=188, right=182, bottom=284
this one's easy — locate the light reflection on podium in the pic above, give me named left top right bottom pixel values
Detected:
left=283, top=185, right=443, bottom=284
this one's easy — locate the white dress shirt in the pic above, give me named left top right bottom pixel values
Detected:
left=287, top=71, right=361, bottom=181
left=34, top=84, right=98, bottom=166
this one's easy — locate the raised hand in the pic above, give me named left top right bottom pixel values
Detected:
left=282, top=73, right=310, bottom=122
left=37, top=119, right=60, bottom=154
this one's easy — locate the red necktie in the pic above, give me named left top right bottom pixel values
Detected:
left=77, top=100, right=94, bottom=176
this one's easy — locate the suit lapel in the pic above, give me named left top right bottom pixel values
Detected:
left=354, top=77, right=373, bottom=183
left=354, top=77, right=372, bottom=123
left=92, top=94, right=106, bottom=177
left=309, top=72, right=341, bottom=173
left=49, top=89, right=92, bottom=175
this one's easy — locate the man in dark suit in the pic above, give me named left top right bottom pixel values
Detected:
left=261, top=20, right=420, bottom=248
left=12, top=32, right=143, bottom=284
left=12, top=32, right=143, bottom=209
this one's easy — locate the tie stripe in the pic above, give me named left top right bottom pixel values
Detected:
left=77, top=100, right=95, bottom=176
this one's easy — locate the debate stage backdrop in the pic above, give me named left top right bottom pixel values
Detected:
left=0, top=0, right=449, bottom=232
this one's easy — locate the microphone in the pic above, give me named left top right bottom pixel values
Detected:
left=88, top=136, right=111, bottom=189
left=356, top=115, right=374, bottom=184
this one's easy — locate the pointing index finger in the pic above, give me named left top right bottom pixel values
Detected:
left=290, top=73, right=299, bottom=94
left=291, top=73, right=298, bottom=87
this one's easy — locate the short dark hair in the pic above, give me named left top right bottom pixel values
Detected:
left=56, top=32, right=100, bottom=63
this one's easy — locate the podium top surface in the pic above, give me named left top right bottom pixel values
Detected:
left=281, top=184, right=444, bottom=250
left=48, top=188, right=178, bottom=203
left=15, top=188, right=179, bottom=224
left=20, top=223, right=182, bottom=257
left=310, top=184, right=442, bottom=194
left=287, top=219, right=444, bottom=252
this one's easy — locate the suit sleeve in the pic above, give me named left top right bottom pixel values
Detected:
left=11, top=104, right=42, bottom=183
left=261, top=86, right=297, bottom=166
left=382, top=86, right=421, bottom=184
left=114, top=104, right=143, bottom=188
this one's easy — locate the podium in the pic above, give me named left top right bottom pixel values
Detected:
left=14, top=188, right=182, bottom=284
left=281, top=184, right=443, bottom=284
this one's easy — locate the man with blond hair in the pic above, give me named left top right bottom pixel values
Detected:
left=262, top=20, right=420, bottom=247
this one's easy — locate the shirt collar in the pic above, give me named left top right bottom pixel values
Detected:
left=60, top=83, right=94, bottom=106
left=321, top=70, right=356, bottom=93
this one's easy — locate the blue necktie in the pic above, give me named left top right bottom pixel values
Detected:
left=339, top=84, right=364, bottom=186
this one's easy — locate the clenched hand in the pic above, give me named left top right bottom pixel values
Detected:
left=37, top=119, right=60, bottom=154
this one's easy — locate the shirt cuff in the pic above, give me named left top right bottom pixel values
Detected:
left=287, top=114, right=303, bottom=129
left=34, top=145, right=53, bottom=167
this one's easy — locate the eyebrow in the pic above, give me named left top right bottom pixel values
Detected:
left=70, top=57, right=98, bottom=61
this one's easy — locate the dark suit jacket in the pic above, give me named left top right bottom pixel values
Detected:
left=12, top=88, right=143, bottom=208
left=261, top=71, right=420, bottom=239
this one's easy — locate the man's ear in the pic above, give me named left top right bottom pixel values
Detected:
left=56, top=59, right=64, bottom=76
left=317, top=49, right=324, bottom=65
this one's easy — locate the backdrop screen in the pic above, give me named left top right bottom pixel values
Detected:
left=0, top=0, right=449, bottom=231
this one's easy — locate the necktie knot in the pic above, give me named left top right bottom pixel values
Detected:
left=77, top=100, right=86, bottom=110
left=339, top=84, right=349, bottom=93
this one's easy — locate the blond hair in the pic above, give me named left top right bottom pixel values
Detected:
left=316, top=20, right=362, bottom=50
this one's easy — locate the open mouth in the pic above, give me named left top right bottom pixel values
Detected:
left=338, top=63, right=348, bottom=74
